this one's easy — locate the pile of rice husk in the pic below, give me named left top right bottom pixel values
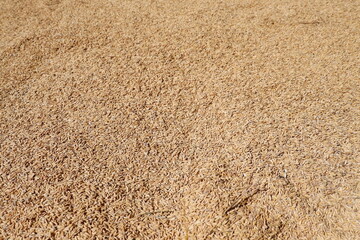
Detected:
left=1, top=0, right=359, bottom=239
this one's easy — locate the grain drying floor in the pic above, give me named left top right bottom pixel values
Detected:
left=1, top=0, right=360, bottom=239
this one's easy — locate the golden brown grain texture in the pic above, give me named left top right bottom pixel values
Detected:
left=1, top=0, right=359, bottom=239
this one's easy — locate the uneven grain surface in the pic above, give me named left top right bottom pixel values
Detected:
left=1, top=0, right=360, bottom=239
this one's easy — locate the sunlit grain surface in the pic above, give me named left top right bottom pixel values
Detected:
left=1, top=0, right=359, bottom=239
